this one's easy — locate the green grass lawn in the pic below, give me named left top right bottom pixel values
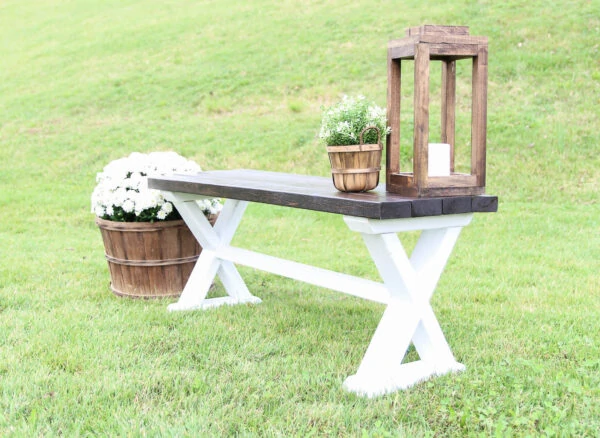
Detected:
left=1, top=0, right=599, bottom=435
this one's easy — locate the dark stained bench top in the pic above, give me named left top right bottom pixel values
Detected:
left=148, top=169, right=498, bottom=220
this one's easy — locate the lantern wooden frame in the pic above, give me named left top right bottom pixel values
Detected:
left=386, top=25, right=488, bottom=197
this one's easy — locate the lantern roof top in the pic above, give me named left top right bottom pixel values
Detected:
left=388, top=24, right=487, bottom=61
left=406, top=25, right=470, bottom=37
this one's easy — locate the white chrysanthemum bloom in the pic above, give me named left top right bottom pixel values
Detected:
left=112, top=187, right=128, bottom=207
left=198, top=199, right=210, bottom=212
left=94, top=205, right=105, bottom=217
left=156, top=209, right=167, bottom=220
left=127, top=172, right=144, bottom=190
left=92, top=151, right=221, bottom=222
left=161, top=201, right=173, bottom=215
left=143, top=190, right=161, bottom=211
left=133, top=193, right=147, bottom=216
left=122, top=199, right=135, bottom=213
left=209, top=199, right=223, bottom=215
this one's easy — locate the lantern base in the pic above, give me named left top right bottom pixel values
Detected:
left=386, top=172, right=485, bottom=197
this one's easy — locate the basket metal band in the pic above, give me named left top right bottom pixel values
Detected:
left=105, top=254, right=199, bottom=267
left=330, top=167, right=381, bottom=174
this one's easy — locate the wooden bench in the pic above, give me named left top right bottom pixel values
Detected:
left=148, top=169, right=497, bottom=397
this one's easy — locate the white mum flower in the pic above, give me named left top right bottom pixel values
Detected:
left=156, top=209, right=168, bottom=220
left=161, top=201, right=173, bottom=214
left=122, top=199, right=135, bottom=213
left=209, top=199, right=223, bottom=215
left=112, top=187, right=128, bottom=207
left=128, top=172, right=144, bottom=190
left=92, top=151, right=219, bottom=222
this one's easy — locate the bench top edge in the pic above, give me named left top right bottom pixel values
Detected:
left=148, top=169, right=498, bottom=219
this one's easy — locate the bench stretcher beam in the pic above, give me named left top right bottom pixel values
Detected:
left=162, top=189, right=475, bottom=397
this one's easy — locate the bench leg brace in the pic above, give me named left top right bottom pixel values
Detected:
left=165, top=191, right=471, bottom=396
left=342, top=214, right=472, bottom=397
left=165, top=194, right=261, bottom=311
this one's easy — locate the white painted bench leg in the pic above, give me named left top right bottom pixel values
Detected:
left=164, top=194, right=261, bottom=311
left=343, top=215, right=472, bottom=397
left=410, top=227, right=466, bottom=372
left=162, top=195, right=470, bottom=394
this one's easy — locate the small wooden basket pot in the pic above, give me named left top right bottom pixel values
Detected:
left=327, top=126, right=382, bottom=192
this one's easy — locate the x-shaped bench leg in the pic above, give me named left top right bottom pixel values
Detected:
left=164, top=194, right=261, bottom=311
left=342, top=214, right=473, bottom=397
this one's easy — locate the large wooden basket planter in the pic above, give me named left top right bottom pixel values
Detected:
left=95, top=217, right=214, bottom=298
left=326, top=127, right=382, bottom=192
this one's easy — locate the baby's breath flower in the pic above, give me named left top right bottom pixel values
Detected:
left=320, top=95, right=390, bottom=146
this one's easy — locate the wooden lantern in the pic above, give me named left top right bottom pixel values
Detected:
left=386, top=25, right=488, bottom=197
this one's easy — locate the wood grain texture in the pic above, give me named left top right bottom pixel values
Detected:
left=471, top=195, right=497, bottom=212
left=442, top=196, right=472, bottom=214
left=411, top=198, right=443, bottom=217
left=95, top=218, right=202, bottom=298
left=472, top=45, right=488, bottom=187
left=406, top=25, right=470, bottom=36
left=386, top=54, right=401, bottom=176
left=149, top=170, right=497, bottom=219
left=413, top=43, right=430, bottom=190
left=441, top=59, right=456, bottom=171
left=327, top=143, right=382, bottom=192
left=385, top=25, right=489, bottom=198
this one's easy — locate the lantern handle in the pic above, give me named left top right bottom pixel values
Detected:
left=359, top=126, right=381, bottom=151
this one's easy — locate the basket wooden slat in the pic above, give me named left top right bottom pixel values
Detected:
left=326, top=126, right=383, bottom=192
left=327, top=145, right=382, bottom=192
left=95, top=216, right=215, bottom=298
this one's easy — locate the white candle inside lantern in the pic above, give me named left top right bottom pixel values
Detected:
left=428, top=143, right=451, bottom=177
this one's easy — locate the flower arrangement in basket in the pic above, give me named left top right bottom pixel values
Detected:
left=91, top=151, right=222, bottom=299
left=319, top=95, right=390, bottom=192
left=91, top=151, right=221, bottom=222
